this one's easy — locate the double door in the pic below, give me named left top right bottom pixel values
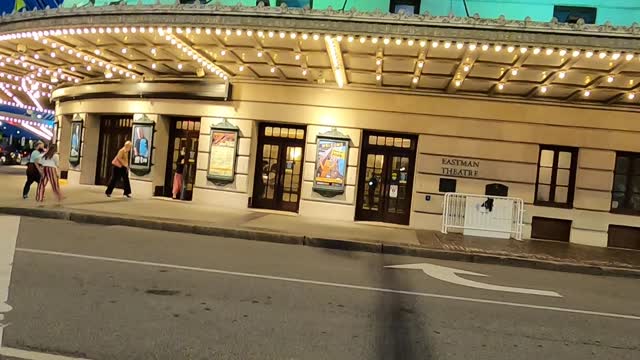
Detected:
left=96, top=116, right=133, bottom=186
left=252, top=123, right=306, bottom=212
left=164, top=118, right=200, bottom=201
left=355, top=132, right=417, bottom=225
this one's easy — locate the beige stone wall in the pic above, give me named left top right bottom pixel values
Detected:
left=192, top=117, right=253, bottom=209
left=55, top=82, right=640, bottom=247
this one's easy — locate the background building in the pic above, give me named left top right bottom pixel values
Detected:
left=1, top=1, right=640, bottom=250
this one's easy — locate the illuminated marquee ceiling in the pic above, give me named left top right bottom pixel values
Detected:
left=1, top=4, right=640, bottom=109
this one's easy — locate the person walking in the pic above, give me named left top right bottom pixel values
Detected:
left=35, top=143, right=63, bottom=202
left=105, top=141, right=132, bottom=198
left=172, top=147, right=186, bottom=199
left=23, top=141, right=45, bottom=199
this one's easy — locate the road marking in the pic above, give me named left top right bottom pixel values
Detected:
left=16, top=247, right=640, bottom=321
left=0, top=347, right=91, bottom=360
left=0, top=216, right=20, bottom=345
left=386, top=263, right=562, bottom=298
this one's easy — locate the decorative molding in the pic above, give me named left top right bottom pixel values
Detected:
left=1, top=3, right=640, bottom=50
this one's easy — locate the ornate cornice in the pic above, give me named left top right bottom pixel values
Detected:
left=1, top=2, right=640, bottom=50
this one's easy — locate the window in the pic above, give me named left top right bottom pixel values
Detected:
left=611, top=153, right=640, bottom=214
left=553, top=5, right=597, bottom=24
left=534, top=146, right=578, bottom=208
left=390, top=0, right=421, bottom=15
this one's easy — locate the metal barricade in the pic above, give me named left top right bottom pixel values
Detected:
left=442, top=193, right=525, bottom=240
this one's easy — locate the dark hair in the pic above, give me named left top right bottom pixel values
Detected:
left=44, top=143, right=57, bottom=160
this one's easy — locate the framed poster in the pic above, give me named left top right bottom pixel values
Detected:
left=68, top=120, right=82, bottom=167
left=313, top=130, right=350, bottom=196
left=207, top=119, right=239, bottom=183
left=130, top=120, right=154, bottom=176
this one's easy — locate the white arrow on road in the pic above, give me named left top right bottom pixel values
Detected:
left=386, top=263, right=562, bottom=298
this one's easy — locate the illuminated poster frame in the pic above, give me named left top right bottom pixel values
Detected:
left=68, top=117, right=83, bottom=167
left=207, top=119, right=239, bottom=183
left=130, top=116, right=155, bottom=177
left=313, top=129, right=350, bottom=197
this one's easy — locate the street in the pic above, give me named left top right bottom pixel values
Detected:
left=1, top=216, right=639, bottom=360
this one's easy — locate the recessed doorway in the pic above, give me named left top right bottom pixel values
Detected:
left=164, top=118, right=201, bottom=201
left=252, top=123, right=306, bottom=212
left=355, top=131, right=418, bottom=225
left=95, top=116, right=133, bottom=186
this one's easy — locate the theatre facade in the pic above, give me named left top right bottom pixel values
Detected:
left=2, top=3, right=640, bottom=249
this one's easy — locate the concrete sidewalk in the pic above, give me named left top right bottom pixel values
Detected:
left=1, top=166, right=639, bottom=277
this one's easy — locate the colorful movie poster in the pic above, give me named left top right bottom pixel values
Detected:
left=69, top=121, right=82, bottom=166
left=314, top=138, right=348, bottom=193
left=130, top=122, right=154, bottom=176
left=208, top=129, right=237, bottom=181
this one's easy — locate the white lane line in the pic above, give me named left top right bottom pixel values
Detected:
left=16, top=247, right=640, bottom=321
left=0, top=347, right=91, bottom=360
left=0, top=216, right=20, bottom=345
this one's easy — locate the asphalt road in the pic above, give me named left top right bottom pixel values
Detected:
left=2, top=217, right=639, bottom=360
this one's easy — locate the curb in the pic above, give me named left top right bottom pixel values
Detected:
left=2, top=206, right=640, bottom=279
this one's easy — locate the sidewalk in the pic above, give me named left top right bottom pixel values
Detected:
left=1, top=166, right=639, bottom=277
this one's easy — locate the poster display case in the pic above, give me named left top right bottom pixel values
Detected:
left=130, top=115, right=155, bottom=176
left=313, top=129, right=350, bottom=197
left=207, top=119, right=239, bottom=183
left=68, top=116, right=83, bottom=167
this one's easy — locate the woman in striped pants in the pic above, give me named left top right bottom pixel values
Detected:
left=36, top=143, right=63, bottom=202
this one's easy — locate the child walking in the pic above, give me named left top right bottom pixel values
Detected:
left=36, top=143, right=63, bottom=202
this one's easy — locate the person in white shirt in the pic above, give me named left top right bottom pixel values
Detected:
left=36, top=143, right=63, bottom=202
left=22, top=141, right=45, bottom=199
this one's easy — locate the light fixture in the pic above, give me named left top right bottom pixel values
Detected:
left=383, top=38, right=390, bottom=45
left=456, top=42, right=464, bottom=50
left=302, top=69, right=308, bottom=76
left=558, top=71, right=566, bottom=79
left=463, top=65, right=470, bottom=72
left=598, top=52, right=607, bottom=59
left=511, top=68, right=519, bottom=76
left=469, top=43, right=477, bottom=51
left=239, top=65, right=245, bottom=72
left=376, top=74, right=381, bottom=81
left=395, top=39, right=402, bottom=45
left=408, top=39, right=415, bottom=46
left=626, top=54, right=634, bottom=61
left=121, top=48, right=127, bottom=54
left=540, top=86, right=548, bottom=93
left=586, top=51, right=594, bottom=58
left=612, top=53, right=621, bottom=60
left=519, top=46, right=527, bottom=54
left=559, top=49, right=567, bottom=56
left=412, top=77, right=419, bottom=84
left=533, top=48, right=541, bottom=55
left=104, top=70, right=113, bottom=79
left=545, top=48, right=554, bottom=55
left=220, top=50, right=227, bottom=56
left=497, top=83, right=504, bottom=90
left=270, top=67, right=276, bottom=73
left=257, top=51, right=263, bottom=57
left=494, top=44, right=502, bottom=52
left=417, top=61, right=424, bottom=68
left=444, top=41, right=451, bottom=49
left=177, top=63, right=183, bottom=70
left=151, top=63, right=157, bottom=69
left=507, top=46, right=515, bottom=53
left=607, top=75, right=614, bottom=83
left=572, top=50, right=581, bottom=57
left=481, top=44, right=489, bottom=51
left=376, top=58, right=382, bottom=66
left=454, top=79, right=462, bottom=87
left=359, top=37, right=366, bottom=44
left=94, top=49, right=101, bottom=55
left=628, top=93, right=636, bottom=100
left=432, top=41, right=440, bottom=48
left=295, top=53, right=301, bottom=61
left=584, top=90, right=591, bottom=97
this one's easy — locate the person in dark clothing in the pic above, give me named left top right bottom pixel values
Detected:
left=105, top=141, right=132, bottom=198
left=172, top=147, right=186, bottom=199
left=23, top=141, right=45, bottom=199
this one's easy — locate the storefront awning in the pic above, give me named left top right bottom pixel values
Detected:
left=0, top=3, right=639, bottom=111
